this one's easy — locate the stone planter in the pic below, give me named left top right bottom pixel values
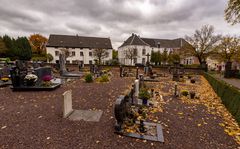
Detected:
left=26, top=79, right=36, bottom=86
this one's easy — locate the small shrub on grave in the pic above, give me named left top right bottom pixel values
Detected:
left=85, top=74, right=93, bottom=83
left=181, top=90, right=189, bottom=96
left=99, top=74, right=109, bottom=82
left=139, top=88, right=151, bottom=105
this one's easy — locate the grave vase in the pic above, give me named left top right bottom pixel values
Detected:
left=142, top=98, right=148, bottom=105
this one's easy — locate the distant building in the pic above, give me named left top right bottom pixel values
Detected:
left=118, top=33, right=199, bottom=65
left=46, top=34, right=113, bottom=64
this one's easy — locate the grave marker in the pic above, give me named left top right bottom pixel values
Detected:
left=134, top=79, right=139, bottom=97
left=63, top=90, right=73, bottom=118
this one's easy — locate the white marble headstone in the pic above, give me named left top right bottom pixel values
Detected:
left=63, top=90, right=73, bottom=118
left=134, top=79, right=139, bottom=97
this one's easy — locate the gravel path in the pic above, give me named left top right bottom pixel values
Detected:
left=0, top=69, right=239, bottom=149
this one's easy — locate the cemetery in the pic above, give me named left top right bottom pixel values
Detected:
left=0, top=64, right=239, bottom=149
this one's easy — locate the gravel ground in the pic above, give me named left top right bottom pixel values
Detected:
left=0, top=68, right=239, bottom=149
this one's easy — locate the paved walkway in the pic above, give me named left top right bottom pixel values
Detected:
left=213, top=74, right=240, bottom=90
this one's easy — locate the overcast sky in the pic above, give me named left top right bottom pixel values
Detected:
left=0, top=0, right=239, bottom=49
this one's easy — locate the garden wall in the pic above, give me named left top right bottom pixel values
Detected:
left=204, top=73, right=240, bottom=124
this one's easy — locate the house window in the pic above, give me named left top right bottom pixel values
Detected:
left=71, top=51, right=75, bottom=56
left=89, top=48, right=92, bottom=50
left=72, top=60, right=78, bottom=64
left=55, top=51, right=59, bottom=56
left=80, top=52, right=84, bottom=56
left=80, top=61, right=84, bottom=65
left=56, top=60, right=59, bottom=64
left=89, top=52, right=92, bottom=56
left=142, top=58, right=146, bottom=64
left=80, top=48, right=83, bottom=50
left=142, top=49, right=146, bottom=55
left=89, top=60, right=93, bottom=64
left=134, top=58, right=137, bottom=64
left=133, top=49, right=138, bottom=55
left=66, top=60, right=70, bottom=64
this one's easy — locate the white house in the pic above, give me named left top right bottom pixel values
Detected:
left=46, top=34, right=113, bottom=64
left=118, top=33, right=199, bottom=65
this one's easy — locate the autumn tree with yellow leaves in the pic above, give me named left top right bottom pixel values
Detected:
left=28, top=34, right=48, bottom=55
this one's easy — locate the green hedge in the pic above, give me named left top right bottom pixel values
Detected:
left=204, top=73, right=240, bottom=124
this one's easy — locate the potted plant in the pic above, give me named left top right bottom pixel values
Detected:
left=24, top=74, right=38, bottom=86
left=139, top=88, right=151, bottom=105
left=181, top=90, right=189, bottom=96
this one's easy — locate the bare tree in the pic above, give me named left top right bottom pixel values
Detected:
left=213, top=36, right=240, bottom=62
left=225, top=0, right=240, bottom=25
left=184, top=25, right=221, bottom=65
left=124, top=48, right=138, bottom=65
left=93, top=48, right=109, bottom=64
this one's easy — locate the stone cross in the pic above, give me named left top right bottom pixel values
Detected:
left=63, top=90, right=73, bottom=118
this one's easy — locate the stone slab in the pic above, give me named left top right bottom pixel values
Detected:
left=11, top=83, right=61, bottom=91
left=61, top=72, right=83, bottom=78
left=115, top=121, right=164, bottom=142
left=68, top=110, right=103, bottom=122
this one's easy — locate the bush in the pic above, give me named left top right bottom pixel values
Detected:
left=99, top=75, right=109, bottom=82
left=181, top=90, right=189, bottom=96
left=85, top=74, right=93, bottom=83
left=204, top=73, right=240, bottom=124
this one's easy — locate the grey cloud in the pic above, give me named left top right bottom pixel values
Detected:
left=0, top=0, right=239, bottom=49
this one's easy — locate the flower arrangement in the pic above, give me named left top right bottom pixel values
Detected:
left=24, top=74, right=38, bottom=82
left=24, top=74, right=38, bottom=86
left=42, top=75, right=52, bottom=82
left=1, top=77, right=10, bottom=82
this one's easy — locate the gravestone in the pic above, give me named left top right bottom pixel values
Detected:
left=114, top=95, right=164, bottom=142
left=10, top=60, right=28, bottom=87
left=63, top=90, right=73, bottom=118
left=10, top=60, right=61, bottom=91
left=172, top=62, right=180, bottom=81
left=139, top=74, right=144, bottom=88
left=134, top=79, right=139, bottom=97
left=59, top=53, right=82, bottom=78
left=62, top=90, right=103, bottom=122
left=120, top=66, right=123, bottom=77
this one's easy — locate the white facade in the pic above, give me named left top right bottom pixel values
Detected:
left=118, top=45, right=176, bottom=65
left=181, top=56, right=199, bottom=65
left=47, top=47, right=112, bottom=64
